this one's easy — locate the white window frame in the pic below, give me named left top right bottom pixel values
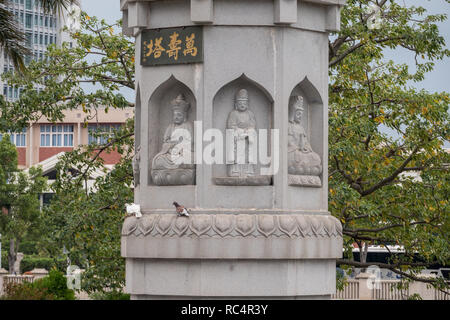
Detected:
left=40, top=124, right=74, bottom=147
left=0, top=128, right=27, bottom=147
left=88, top=124, right=121, bottom=145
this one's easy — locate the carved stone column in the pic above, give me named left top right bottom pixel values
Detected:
left=121, top=0, right=345, bottom=299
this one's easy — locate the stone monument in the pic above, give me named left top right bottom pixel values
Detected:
left=121, top=0, right=345, bottom=299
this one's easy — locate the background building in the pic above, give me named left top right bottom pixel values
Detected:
left=0, top=0, right=133, bottom=169
left=0, top=0, right=77, bottom=100
left=0, top=107, right=134, bottom=169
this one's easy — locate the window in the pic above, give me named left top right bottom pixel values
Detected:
left=26, top=0, right=32, bottom=10
left=40, top=124, right=74, bottom=146
left=40, top=15, right=43, bottom=26
left=34, top=14, right=38, bottom=26
left=26, top=32, right=32, bottom=46
left=45, top=16, right=48, bottom=27
left=42, top=193, right=54, bottom=206
left=88, top=124, right=121, bottom=145
left=39, top=34, right=43, bottom=45
left=0, top=128, right=27, bottom=146
left=25, top=13, right=32, bottom=28
left=44, top=34, right=48, bottom=45
left=34, top=34, right=38, bottom=44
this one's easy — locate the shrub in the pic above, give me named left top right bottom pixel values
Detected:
left=1, top=251, right=7, bottom=270
left=18, top=241, right=39, bottom=255
left=1, top=270, right=75, bottom=300
left=0, top=254, right=66, bottom=273
left=32, top=269, right=75, bottom=300
left=90, top=291, right=130, bottom=300
left=20, top=256, right=66, bottom=273
left=1, top=282, right=55, bottom=300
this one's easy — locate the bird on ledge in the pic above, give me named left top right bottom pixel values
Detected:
left=173, top=201, right=190, bottom=217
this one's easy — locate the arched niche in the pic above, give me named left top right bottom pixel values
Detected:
left=133, top=84, right=142, bottom=187
left=288, top=77, right=324, bottom=187
left=147, top=76, right=197, bottom=185
left=135, top=83, right=141, bottom=149
left=212, top=74, right=274, bottom=182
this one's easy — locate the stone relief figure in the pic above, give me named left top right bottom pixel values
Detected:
left=151, top=93, right=195, bottom=185
left=132, top=145, right=141, bottom=186
left=288, top=96, right=322, bottom=187
left=226, top=88, right=256, bottom=177
left=215, top=88, right=271, bottom=185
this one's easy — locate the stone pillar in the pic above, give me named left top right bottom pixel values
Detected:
left=355, top=273, right=373, bottom=300
left=13, top=252, right=24, bottom=275
left=121, top=0, right=345, bottom=299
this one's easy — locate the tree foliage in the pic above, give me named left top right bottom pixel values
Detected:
left=328, top=0, right=449, bottom=291
left=0, top=136, right=47, bottom=273
left=0, top=1, right=448, bottom=294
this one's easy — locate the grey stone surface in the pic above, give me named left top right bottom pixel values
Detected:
left=191, top=0, right=214, bottom=23
left=122, top=213, right=343, bottom=259
left=121, top=0, right=346, bottom=299
left=214, top=176, right=272, bottom=186
left=288, top=174, right=321, bottom=187
left=274, top=0, right=298, bottom=24
left=132, top=145, right=140, bottom=186
left=125, top=258, right=337, bottom=298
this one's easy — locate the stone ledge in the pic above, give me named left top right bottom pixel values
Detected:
left=121, top=213, right=342, bottom=259
left=122, top=213, right=342, bottom=238
left=121, top=0, right=347, bottom=10
left=125, top=259, right=337, bottom=297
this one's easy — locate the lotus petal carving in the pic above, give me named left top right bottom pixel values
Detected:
left=235, top=214, right=256, bottom=236
left=213, top=214, right=234, bottom=237
left=296, top=215, right=313, bottom=237
left=139, top=214, right=157, bottom=235
left=190, top=215, right=212, bottom=236
left=310, top=216, right=325, bottom=236
left=322, top=216, right=335, bottom=236
left=122, top=216, right=138, bottom=236
left=332, top=216, right=343, bottom=236
left=122, top=213, right=343, bottom=239
left=278, top=215, right=297, bottom=237
left=156, top=214, right=175, bottom=235
left=173, top=216, right=190, bottom=236
left=257, top=215, right=276, bottom=237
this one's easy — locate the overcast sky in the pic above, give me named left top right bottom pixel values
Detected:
left=80, top=0, right=449, bottom=94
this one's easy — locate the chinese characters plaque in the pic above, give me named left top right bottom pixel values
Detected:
left=141, top=26, right=203, bottom=66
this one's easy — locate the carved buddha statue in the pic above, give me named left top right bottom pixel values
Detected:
left=226, top=88, right=257, bottom=177
left=288, top=96, right=322, bottom=180
left=151, top=93, right=195, bottom=185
